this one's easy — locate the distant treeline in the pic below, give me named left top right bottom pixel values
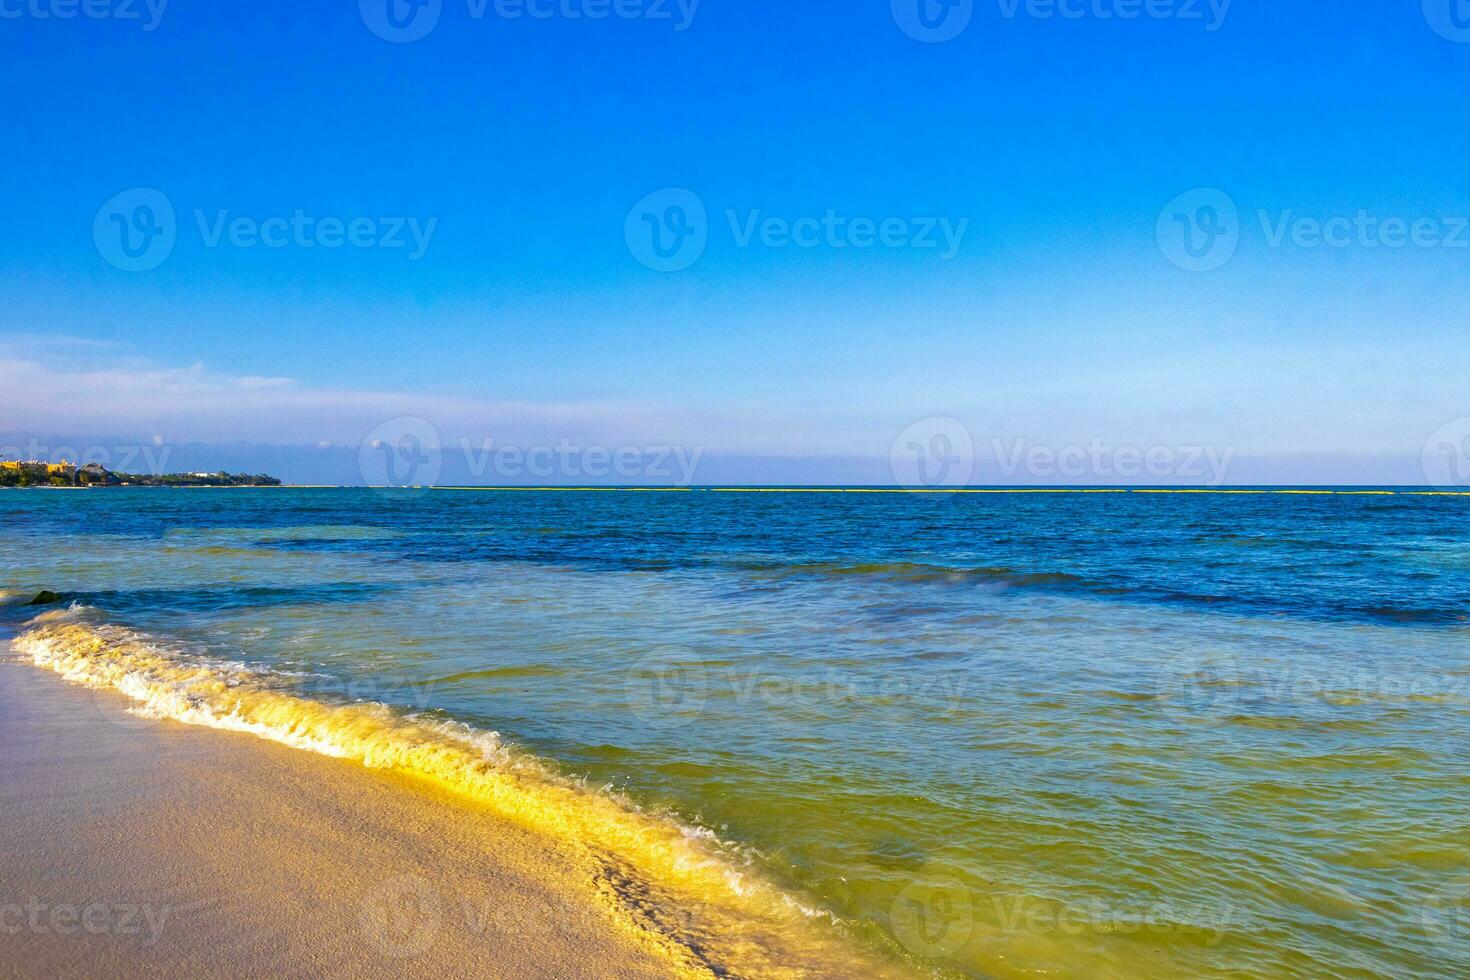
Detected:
left=121, top=472, right=283, bottom=487
left=0, top=462, right=281, bottom=488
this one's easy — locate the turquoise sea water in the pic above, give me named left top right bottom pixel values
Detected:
left=2, top=488, right=1468, bottom=977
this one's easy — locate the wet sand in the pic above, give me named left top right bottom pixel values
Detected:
left=0, top=649, right=675, bottom=979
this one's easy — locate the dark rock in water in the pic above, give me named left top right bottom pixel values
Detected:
left=28, top=591, right=65, bottom=606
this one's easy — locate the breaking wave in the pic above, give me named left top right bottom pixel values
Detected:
left=12, top=606, right=908, bottom=979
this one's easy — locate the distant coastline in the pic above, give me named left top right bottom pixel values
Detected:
left=0, top=461, right=280, bottom=489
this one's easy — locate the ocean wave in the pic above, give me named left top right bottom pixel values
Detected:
left=7, top=583, right=391, bottom=619
left=0, top=589, right=70, bottom=610
left=735, top=559, right=1089, bottom=589
left=163, top=524, right=402, bottom=543
left=11, top=608, right=909, bottom=979
left=726, top=560, right=1470, bottom=626
left=425, top=665, right=568, bottom=684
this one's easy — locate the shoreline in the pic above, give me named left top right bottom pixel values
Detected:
left=4, top=484, right=1468, bottom=494
left=1, top=621, right=913, bottom=979
left=0, top=644, right=682, bottom=979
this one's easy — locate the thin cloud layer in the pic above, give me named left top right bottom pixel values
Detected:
left=0, top=339, right=848, bottom=456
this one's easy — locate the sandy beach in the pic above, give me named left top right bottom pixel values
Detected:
left=0, top=645, right=677, bottom=979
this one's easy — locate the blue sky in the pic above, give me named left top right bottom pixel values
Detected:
left=2, top=1, right=1469, bottom=485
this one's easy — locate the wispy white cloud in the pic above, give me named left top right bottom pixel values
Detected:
left=0, top=339, right=861, bottom=455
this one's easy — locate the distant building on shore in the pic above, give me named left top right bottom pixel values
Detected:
left=1, top=460, right=279, bottom=487
left=0, top=459, right=75, bottom=479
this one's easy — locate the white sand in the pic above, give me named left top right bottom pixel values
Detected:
left=0, top=652, right=676, bottom=979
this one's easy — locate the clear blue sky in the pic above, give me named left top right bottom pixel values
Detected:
left=3, top=1, right=1469, bottom=484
